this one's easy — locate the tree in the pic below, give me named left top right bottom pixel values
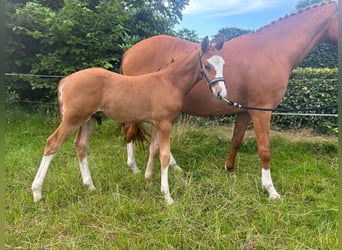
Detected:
left=173, top=28, right=200, bottom=42
left=5, top=0, right=129, bottom=101
left=122, top=0, right=189, bottom=46
left=211, top=27, right=250, bottom=42
left=5, top=0, right=190, bottom=102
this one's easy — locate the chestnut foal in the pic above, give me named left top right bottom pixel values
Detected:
left=32, top=37, right=226, bottom=204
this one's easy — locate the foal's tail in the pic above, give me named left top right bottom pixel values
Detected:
left=121, top=123, right=150, bottom=147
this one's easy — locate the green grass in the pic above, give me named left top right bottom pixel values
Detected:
left=5, top=112, right=337, bottom=249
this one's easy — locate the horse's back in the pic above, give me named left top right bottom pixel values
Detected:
left=121, top=35, right=198, bottom=75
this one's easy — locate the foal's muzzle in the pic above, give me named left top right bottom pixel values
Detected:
left=201, top=71, right=227, bottom=99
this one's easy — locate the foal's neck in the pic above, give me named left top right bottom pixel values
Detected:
left=162, top=49, right=202, bottom=94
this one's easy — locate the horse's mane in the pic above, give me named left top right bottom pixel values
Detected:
left=254, top=1, right=335, bottom=33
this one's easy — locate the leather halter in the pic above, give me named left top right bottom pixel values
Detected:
left=199, top=53, right=226, bottom=90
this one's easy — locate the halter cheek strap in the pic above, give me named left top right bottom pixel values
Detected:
left=199, top=53, right=226, bottom=89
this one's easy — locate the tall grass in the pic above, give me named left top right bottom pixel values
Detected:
left=5, top=111, right=337, bottom=249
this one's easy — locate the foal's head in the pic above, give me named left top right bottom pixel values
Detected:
left=199, top=36, right=227, bottom=99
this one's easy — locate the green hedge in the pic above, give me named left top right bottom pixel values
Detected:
left=272, top=68, right=338, bottom=134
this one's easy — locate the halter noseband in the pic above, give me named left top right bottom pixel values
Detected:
left=199, top=53, right=226, bottom=89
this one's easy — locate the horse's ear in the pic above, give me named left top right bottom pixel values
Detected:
left=215, top=36, right=224, bottom=51
left=201, top=36, right=210, bottom=53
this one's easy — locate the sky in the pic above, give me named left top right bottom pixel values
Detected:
left=175, top=0, right=300, bottom=38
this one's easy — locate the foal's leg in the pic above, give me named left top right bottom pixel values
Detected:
left=145, top=127, right=158, bottom=180
left=250, top=111, right=280, bottom=199
left=145, top=126, right=182, bottom=180
left=156, top=123, right=173, bottom=205
left=169, top=153, right=182, bottom=171
left=225, top=112, right=251, bottom=172
left=74, top=118, right=96, bottom=190
left=32, top=120, right=76, bottom=202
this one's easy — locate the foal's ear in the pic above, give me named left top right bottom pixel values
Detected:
left=215, top=36, right=224, bottom=51
left=201, top=36, right=210, bottom=53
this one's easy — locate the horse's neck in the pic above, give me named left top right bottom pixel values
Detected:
left=252, top=3, right=336, bottom=69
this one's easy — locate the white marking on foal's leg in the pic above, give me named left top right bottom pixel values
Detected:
left=126, top=142, right=141, bottom=174
left=32, top=154, right=56, bottom=202
left=145, top=133, right=159, bottom=180
left=161, top=165, right=174, bottom=205
left=262, top=169, right=280, bottom=199
left=79, top=156, right=95, bottom=190
left=169, top=152, right=182, bottom=172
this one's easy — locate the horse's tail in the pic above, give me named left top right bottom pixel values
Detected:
left=121, top=122, right=150, bottom=147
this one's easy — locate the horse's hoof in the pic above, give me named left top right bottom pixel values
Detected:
left=225, top=165, right=235, bottom=172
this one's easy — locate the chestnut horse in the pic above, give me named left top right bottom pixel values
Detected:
left=32, top=37, right=226, bottom=205
left=120, top=2, right=338, bottom=199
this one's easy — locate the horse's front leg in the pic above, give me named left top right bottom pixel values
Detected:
left=250, top=111, right=280, bottom=199
left=156, top=123, right=174, bottom=205
left=226, top=112, right=251, bottom=172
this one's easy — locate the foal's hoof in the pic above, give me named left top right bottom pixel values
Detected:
left=171, top=165, right=183, bottom=172
left=166, top=197, right=174, bottom=205
left=269, top=192, right=281, bottom=200
left=132, top=168, right=141, bottom=174
left=85, top=184, right=96, bottom=191
left=33, top=193, right=44, bottom=202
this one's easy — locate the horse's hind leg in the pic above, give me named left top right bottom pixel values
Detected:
left=32, top=120, right=76, bottom=202
left=126, top=142, right=141, bottom=174
left=250, top=111, right=280, bottom=199
left=124, top=123, right=141, bottom=173
left=225, top=112, right=251, bottom=172
left=74, top=118, right=96, bottom=190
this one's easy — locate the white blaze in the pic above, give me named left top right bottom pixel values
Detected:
left=207, top=55, right=227, bottom=98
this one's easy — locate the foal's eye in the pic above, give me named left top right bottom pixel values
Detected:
left=205, top=65, right=211, bottom=71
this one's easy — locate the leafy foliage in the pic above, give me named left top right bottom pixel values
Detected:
left=273, top=68, right=338, bottom=134
left=5, top=0, right=189, bottom=101
left=211, top=27, right=251, bottom=41
left=298, top=43, right=337, bottom=68
left=173, top=28, right=201, bottom=42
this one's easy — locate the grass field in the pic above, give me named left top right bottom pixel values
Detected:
left=5, top=112, right=338, bottom=249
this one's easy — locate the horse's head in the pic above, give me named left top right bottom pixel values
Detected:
left=199, top=36, right=227, bottom=100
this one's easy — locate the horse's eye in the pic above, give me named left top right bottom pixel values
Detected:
left=205, top=65, right=211, bottom=71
